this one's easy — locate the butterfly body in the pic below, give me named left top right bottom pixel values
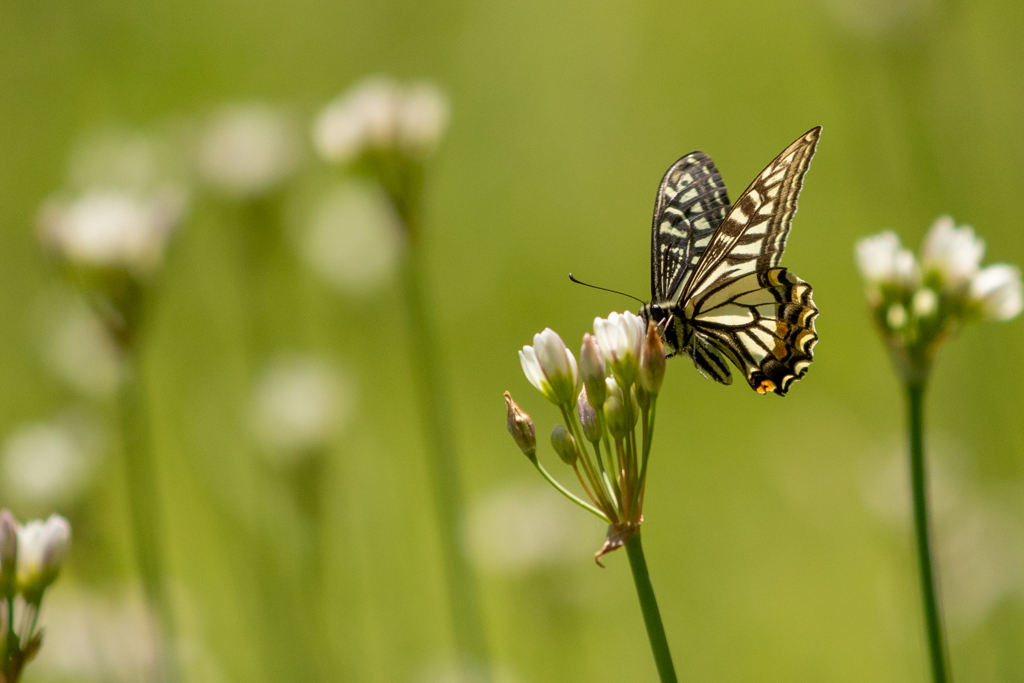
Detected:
left=638, top=128, right=821, bottom=396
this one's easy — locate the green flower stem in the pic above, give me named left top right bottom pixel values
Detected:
left=398, top=238, right=491, bottom=680
left=625, top=534, right=678, bottom=683
left=560, top=407, right=615, bottom=516
left=905, top=381, right=951, bottom=683
left=637, top=398, right=657, bottom=510
left=119, top=354, right=178, bottom=683
left=531, top=458, right=609, bottom=522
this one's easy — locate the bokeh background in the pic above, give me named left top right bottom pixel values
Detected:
left=1, top=0, right=1023, bottom=681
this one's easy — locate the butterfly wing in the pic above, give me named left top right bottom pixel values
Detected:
left=650, top=153, right=731, bottom=303
left=680, top=127, right=821, bottom=396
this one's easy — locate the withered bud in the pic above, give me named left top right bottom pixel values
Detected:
left=504, top=391, right=536, bottom=457
left=638, top=322, right=666, bottom=395
left=577, top=387, right=602, bottom=443
left=550, top=425, right=578, bottom=466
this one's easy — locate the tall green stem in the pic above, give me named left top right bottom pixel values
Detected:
left=119, top=353, right=178, bottom=683
left=625, top=534, right=677, bottom=683
left=398, top=240, right=491, bottom=680
left=905, top=381, right=951, bottom=683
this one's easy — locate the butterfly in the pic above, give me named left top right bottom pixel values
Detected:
left=638, top=127, right=820, bottom=396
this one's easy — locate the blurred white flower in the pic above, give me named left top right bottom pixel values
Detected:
left=886, top=303, right=906, bottom=329
left=467, top=482, right=593, bottom=575
left=519, top=328, right=579, bottom=407
left=921, top=216, right=985, bottom=290
left=855, top=231, right=919, bottom=291
left=38, top=188, right=187, bottom=275
left=250, top=354, right=354, bottom=459
left=911, top=287, right=938, bottom=318
left=968, top=264, right=1023, bottom=322
left=2, top=412, right=104, bottom=507
left=197, top=104, right=301, bottom=198
left=297, top=181, right=404, bottom=295
left=398, top=82, right=450, bottom=154
left=593, top=311, right=644, bottom=388
left=17, top=514, right=71, bottom=597
left=313, top=76, right=449, bottom=164
left=41, top=294, right=123, bottom=398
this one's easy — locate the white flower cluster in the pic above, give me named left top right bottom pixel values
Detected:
left=856, top=216, right=1021, bottom=377
left=313, top=77, right=449, bottom=164
left=197, top=103, right=301, bottom=198
left=508, top=311, right=667, bottom=560
left=857, top=216, right=1022, bottom=325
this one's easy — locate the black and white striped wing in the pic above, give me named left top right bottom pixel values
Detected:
left=681, top=127, right=821, bottom=396
left=651, top=153, right=730, bottom=303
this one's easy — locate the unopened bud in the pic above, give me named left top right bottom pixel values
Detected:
left=580, top=334, right=607, bottom=407
left=504, top=391, right=536, bottom=457
left=550, top=425, right=578, bottom=465
left=603, top=376, right=638, bottom=439
left=577, top=387, right=601, bottom=443
left=0, top=510, right=18, bottom=598
left=638, top=323, right=666, bottom=395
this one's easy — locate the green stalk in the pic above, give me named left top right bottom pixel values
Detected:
left=905, top=380, right=951, bottom=683
left=530, top=459, right=610, bottom=522
left=119, top=352, right=178, bottom=683
left=398, top=237, right=491, bottom=680
left=625, top=534, right=678, bottom=683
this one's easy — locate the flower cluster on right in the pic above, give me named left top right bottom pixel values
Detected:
left=856, top=216, right=1022, bottom=380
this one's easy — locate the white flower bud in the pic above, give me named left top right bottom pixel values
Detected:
left=17, top=514, right=71, bottom=601
left=969, top=264, right=1023, bottom=322
left=579, top=333, right=607, bottom=408
left=550, top=425, right=578, bottom=466
left=921, top=216, right=985, bottom=290
left=887, top=303, right=907, bottom=330
left=911, top=287, right=938, bottom=318
left=593, top=311, right=644, bottom=389
left=519, top=329, right=579, bottom=407
left=855, top=231, right=920, bottom=293
left=398, top=82, right=449, bottom=156
left=197, top=103, right=300, bottom=198
left=313, top=77, right=403, bottom=164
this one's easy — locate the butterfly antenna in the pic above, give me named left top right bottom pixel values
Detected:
left=568, top=273, right=646, bottom=305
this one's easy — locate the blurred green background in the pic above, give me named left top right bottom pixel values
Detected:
left=1, top=0, right=1023, bottom=681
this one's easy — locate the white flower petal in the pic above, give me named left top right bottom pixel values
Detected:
left=969, top=264, right=1023, bottom=321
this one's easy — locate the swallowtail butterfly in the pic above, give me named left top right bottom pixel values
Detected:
left=638, top=128, right=820, bottom=396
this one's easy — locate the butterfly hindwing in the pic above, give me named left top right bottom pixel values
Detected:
left=688, top=268, right=817, bottom=395
left=651, top=153, right=731, bottom=303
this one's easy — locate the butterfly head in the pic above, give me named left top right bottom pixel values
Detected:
left=638, top=303, right=683, bottom=358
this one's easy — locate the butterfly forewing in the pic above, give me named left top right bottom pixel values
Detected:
left=651, top=153, right=731, bottom=303
left=652, top=127, right=821, bottom=396
left=680, top=127, right=820, bottom=311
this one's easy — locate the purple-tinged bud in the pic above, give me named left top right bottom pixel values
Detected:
left=0, top=510, right=18, bottom=598
left=638, top=322, right=666, bottom=395
left=577, top=387, right=601, bottom=443
left=579, top=334, right=607, bottom=408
